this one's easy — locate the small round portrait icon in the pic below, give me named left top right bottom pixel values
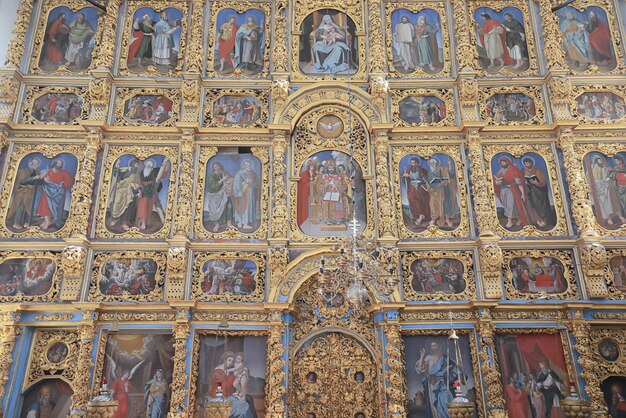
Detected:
left=599, top=339, right=620, bottom=362
left=355, top=413, right=366, bottom=418
left=354, top=371, right=365, bottom=383
left=46, top=342, right=69, bottom=364
left=306, top=372, right=317, bottom=383
left=307, top=414, right=316, bottom=418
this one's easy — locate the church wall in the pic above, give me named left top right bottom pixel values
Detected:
left=0, top=0, right=625, bottom=417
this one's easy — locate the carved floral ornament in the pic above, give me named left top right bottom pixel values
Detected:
left=24, top=329, right=80, bottom=390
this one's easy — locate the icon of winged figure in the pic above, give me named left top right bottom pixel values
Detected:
left=92, top=353, right=145, bottom=413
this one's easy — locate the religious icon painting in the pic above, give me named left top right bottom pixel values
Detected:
left=18, top=379, right=73, bottom=418
left=117, top=90, right=178, bottom=127
left=32, top=2, right=101, bottom=74
left=402, top=251, right=475, bottom=301
left=0, top=252, right=60, bottom=302
left=598, top=339, right=621, bottom=362
left=502, top=250, right=579, bottom=300
left=96, top=333, right=174, bottom=418
left=96, top=147, right=177, bottom=239
left=574, top=91, right=626, bottom=123
left=606, top=252, right=626, bottom=298
left=3, top=149, right=79, bottom=236
left=495, top=333, right=572, bottom=418
left=297, top=9, right=359, bottom=77
left=388, top=6, right=446, bottom=76
left=398, top=96, right=447, bottom=126
left=30, top=91, right=85, bottom=124
left=46, top=342, right=70, bottom=364
left=486, top=146, right=567, bottom=236
left=581, top=151, right=626, bottom=232
left=403, top=333, right=479, bottom=418
left=484, top=93, right=537, bottom=124
left=210, top=5, right=269, bottom=77
left=558, top=6, right=618, bottom=72
left=88, top=251, right=166, bottom=301
left=601, top=376, right=626, bottom=418
left=470, top=5, right=534, bottom=74
left=192, top=252, right=265, bottom=302
left=296, top=150, right=367, bottom=237
left=121, top=2, right=187, bottom=75
left=194, top=333, right=267, bottom=417
left=201, top=151, right=264, bottom=236
left=210, top=95, right=263, bottom=126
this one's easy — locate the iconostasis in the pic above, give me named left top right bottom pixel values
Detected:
left=0, top=0, right=625, bottom=417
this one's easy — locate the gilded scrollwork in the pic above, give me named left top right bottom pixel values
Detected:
left=118, top=0, right=188, bottom=76
left=0, top=143, right=85, bottom=239
left=206, top=2, right=272, bottom=79
left=399, top=311, right=476, bottom=322
left=570, top=85, right=626, bottom=125
left=391, top=144, right=470, bottom=239
left=402, top=250, right=476, bottom=301
left=374, top=130, right=397, bottom=240
left=466, top=131, right=497, bottom=237
left=390, top=89, right=454, bottom=128
left=368, top=0, right=385, bottom=74
left=88, top=250, right=167, bottom=302
left=479, top=85, right=545, bottom=126
left=59, top=245, right=87, bottom=301
left=574, top=324, right=614, bottom=414
left=20, top=85, right=89, bottom=125
left=603, top=249, right=626, bottom=300
left=270, top=132, right=289, bottom=240
left=466, top=0, right=538, bottom=76
left=113, top=87, right=180, bottom=127
left=185, top=0, right=204, bottom=74
left=193, top=145, right=270, bottom=240
left=92, top=0, right=120, bottom=69
left=191, top=251, right=265, bottom=302
left=482, top=142, right=568, bottom=237
left=95, top=145, right=179, bottom=239
left=501, top=249, right=579, bottom=300
left=4, top=0, right=34, bottom=68
left=384, top=2, right=451, bottom=78
left=384, top=322, right=406, bottom=415
left=0, top=250, right=61, bottom=302
left=169, top=322, right=190, bottom=415
left=24, top=329, right=80, bottom=390
left=71, top=323, right=97, bottom=412
left=266, top=318, right=286, bottom=418
left=204, top=88, right=269, bottom=128
left=272, top=0, right=289, bottom=73
left=29, top=0, right=105, bottom=75
left=0, top=324, right=20, bottom=404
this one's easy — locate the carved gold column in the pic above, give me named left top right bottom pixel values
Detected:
left=535, top=0, right=568, bottom=71
left=458, top=76, right=480, bottom=124
left=88, top=77, right=112, bottom=121
left=266, top=311, right=286, bottom=418
left=271, top=80, right=289, bottom=118
left=169, top=310, right=191, bottom=417
left=367, top=0, right=386, bottom=75
left=452, top=0, right=474, bottom=71
left=4, top=0, right=34, bottom=68
left=372, top=125, right=398, bottom=242
left=370, top=77, right=388, bottom=115
left=548, top=75, right=573, bottom=121
left=92, top=0, right=120, bottom=69
left=384, top=321, right=407, bottom=417
left=271, top=0, right=288, bottom=74
left=0, top=312, right=20, bottom=407
left=568, top=311, right=608, bottom=417
left=476, top=309, right=506, bottom=418
left=69, top=310, right=98, bottom=417
left=185, top=0, right=204, bottom=74
left=69, top=130, right=103, bottom=238
left=59, top=245, right=88, bottom=301
left=181, top=78, right=201, bottom=123
left=268, top=245, right=289, bottom=288
left=466, top=131, right=503, bottom=299
left=269, top=127, right=290, bottom=243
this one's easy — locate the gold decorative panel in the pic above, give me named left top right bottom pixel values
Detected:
left=21, top=85, right=89, bottom=125
left=113, top=87, right=181, bottom=127
left=0, top=251, right=61, bottom=303
left=204, top=89, right=269, bottom=128
left=479, top=85, right=545, bottom=126
left=24, top=329, right=80, bottom=390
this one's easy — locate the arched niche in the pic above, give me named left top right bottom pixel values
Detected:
left=18, top=377, right=74, bottom=417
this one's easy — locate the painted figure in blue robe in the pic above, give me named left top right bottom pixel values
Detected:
left=144, top=369, right=168, bottom=418
left=416, top=340, right=458, bottom=418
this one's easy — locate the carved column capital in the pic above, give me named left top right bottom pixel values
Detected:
left=88, top=77, right=111, bottom=121
left=577, top=240, right=609, bottom=298
left=271, top=79, right=290, bottom=116
left=59, top=244, right=88, bottom=301
left=166, top=246, right=188, bottom=301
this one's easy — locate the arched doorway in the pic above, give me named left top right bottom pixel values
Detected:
left=289, top=331, right=380, bottom=418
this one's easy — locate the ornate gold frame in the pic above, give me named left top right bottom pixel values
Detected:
left=391, top=144, right=470, bottom=238
left=573, top=142, right=626, bottom=237
left=548, top=0, right=625, bottom=75
left=291, top=4, right=367, bottom=81
left=604, top=249, right=626, bottom=300
left=0, top=143, right=84, bottom=238
left=118, top=0, right=189, bottom=76
left=204, top=88, right=269, bottom=128
left=189, top=329, right=270, bottom=415
left=29, top=0, right=105, bottom=75
left=87, top=250, right=167, bottom=302
left=479, top=85, right=545, bottom=126
left=467, top=1, right=538, bottom=77
left=401, top=329, right=485, bottom=418
left=384, top=2, right=451, bottom=79
left=20, top=85, right=89, bottom=125
left=402, top=250, right=476, bottom=301
left=589, top=328, right=626, bottom=378
left=23, top=329, right=80, bottom=390
left=206, top=2, right=272, bottom=79
left=0, top=250, right=61, bottom=302
left=191, top=251, right=266, bottom=302
left=289, top=106, right=375, bottom=243
left=501, top=249, right=580, bottom=300
left=390, top=89, right=455, bottom=128
left=94, top=145, right=179, bottom=239
left=570, top=85, right=626, bottom=125
left=193, top=145, right=270, bottom=240
left=482, top=143, right=568, bottom=237
left=113, top=87, right=181, bottom=127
